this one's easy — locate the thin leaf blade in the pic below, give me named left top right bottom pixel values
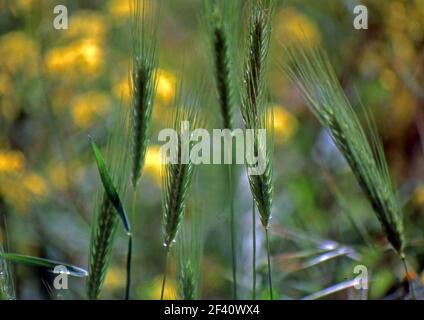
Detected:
left=90, top=139, right=131, bottom=235
left=1, top=253, right=88, bottom=277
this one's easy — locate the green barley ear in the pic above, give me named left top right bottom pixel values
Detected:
left=177, top=204, right=203, bottom=300
left=161, top=91, right=203, bottom=249
left=241, top=0, right=275, bottom=229
left=205, top=0, right=240, bottom=130
left=283, top=44, right=404, bottom=255
left=130, top=0, right=158, bottom=188
left=241, top=0, right=275, bottom=300
left=204, top=0, right=242, bottom=299
left=87, top=105, right=131, bottom=300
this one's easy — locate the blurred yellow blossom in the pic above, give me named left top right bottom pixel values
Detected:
left=379, top=68, right=398, bottom=91
left=0, top=177, right=31, bottom=213
left=150, top=275, right=177, bottom=300
left=156, top=68, right=176, bottom=103
left=275, top=8, right=321, bottom=46
left=268, top=105, right=298, bottom=144
left=0, top=31, right=38, bottom=75
left=113, top=75, right=131, bottom=103
left=0, top=170, right=47, bottom=213
left=113, top=68, right=176, bottom=106
left=70, top=91, right=110, bottom=128
left=0, top=73, right=11, bottom=95
left=390, top=88, right=415, bottom=127
left=65, top=11, right=106, bottom=43
left=391, top=32, right=414, bottom=64
left=11, top=0, right=35, bottom=11
left=104, top=266, right=125, bottom=289
left=23, top=173, right=47, bottom=197
left=108, top=0, right=154, bottom=21
left=414, top=186, right=424, bottom=207
left=45, top=39, right=103, bottom=77
left=144, top=145, right=163, bottom=185
left=0, top=150, right=25, bottom=173
left=108, top=0, right=131, bottom=19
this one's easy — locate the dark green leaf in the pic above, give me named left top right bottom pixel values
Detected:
left=90, top=138, right=131, bottom=235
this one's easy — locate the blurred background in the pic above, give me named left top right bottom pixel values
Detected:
left=0, top=0, right=424, bottom=299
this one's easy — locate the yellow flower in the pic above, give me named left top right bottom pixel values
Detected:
left=144, top=145, right=163, bottom=185
left=150, top=275, right=177, bottom=300
left=113, top=75, right=131, bottom=103
left=70, top=91, right=110, bottom=128
left=379, top=68, right=397, bottom=91
left=65, top=11, right=106, bottom=43
left=0, top=150, right=25, bottom=173
left=0, top=31, right=38, bottom=75
left=0, top=72, right=11, bottom=95
left=268, top=105, right=298, bottom=144
left=0, top=178, right=31, bottom=213
left=0, top=170, right=46, bottom=213
left=15, top=0, right=35, bottom=11
left=391, top=32, right=414, bottom=63
left=108, top=0, right=131, bottom=19
left=45, top=39, right=103, bottom=77
left=23, top=173, right=47, bottom=197
left=104, top=266, right=125, bottom=289
left=156, top=68, right=176, bottom=103
left=414, top=186, right=424, bottom=207
left=275, top=8, right=321, bottom=46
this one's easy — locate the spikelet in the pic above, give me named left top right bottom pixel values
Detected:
left=130, top=0, right=158, bottom=188
left=162, top=92, right=202, bottom=249
left=240, top=0, right=275, bottom=229
left=283, top=44, right=404, bottom=254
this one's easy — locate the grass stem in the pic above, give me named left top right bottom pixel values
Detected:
left=401, top=255, right=416, bottom=300
left=228, top=164, right=237, bottom=299
left=161, top=249, right=170, bottom=300
left=252, top=200, right=256, bottom=300
left=125, top=236, right=132, bottom=300
left=265, top=228, right=273, bottom=300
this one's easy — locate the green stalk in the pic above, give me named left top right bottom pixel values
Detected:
left=252, top=199, right=256, bottom=300
left=401, top=255, right=416, bottom=300
left=228, top=164, right=237, bottom=299
left=265, top=229, right=273, bottom=300
left=126, top=189, right=137, bottom=300
left=125, top=236, right=132, bottom=300
left=161, top=249, right=171, bottom=300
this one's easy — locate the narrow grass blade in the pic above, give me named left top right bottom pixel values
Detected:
left=90, top=139, right=131, bottom=236
left=87, top=105, right=131, bottom=300
left=1, top=253, right=87, bottom=277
